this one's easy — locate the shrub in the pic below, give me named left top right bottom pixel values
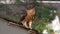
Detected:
left=32, top=3, right=57, bottom=34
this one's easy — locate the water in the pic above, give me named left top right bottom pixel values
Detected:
left=43, top=10, right=60, bottom=34
left=43, top=29, right=48, bottom=34
left=43, top=15, right=60, bottom=34
left=52, top=15, right=60, bottom=31
left=51, top=15, right=60, bottom=34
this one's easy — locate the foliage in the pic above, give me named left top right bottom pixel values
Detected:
left=32, top=2, right=57, bottom=34
left=0, top=3, right=20, bottom=23
left=15, top=0, right=22, bottom=6
left=47, top=29, right=54, bottom=34
left=32, top=0, right=37, bottom=2
left=0, top=3, right=11, bottom=11
left=34, top=18, right=47, bottom=33
left=35, top=4, right=57, bottom=21
left=0, top=13, right=20, bottom=23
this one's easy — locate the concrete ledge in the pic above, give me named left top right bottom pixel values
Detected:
left=37, top=1, right=60, bottom=3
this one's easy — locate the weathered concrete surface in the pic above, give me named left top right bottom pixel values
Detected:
left=0, top=19, right=28, bottom=34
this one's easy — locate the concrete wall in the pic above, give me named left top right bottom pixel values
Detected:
left=0, top=0, right=15, bottom=4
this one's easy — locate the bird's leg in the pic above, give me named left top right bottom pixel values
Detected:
left=29, top=20, right=32, bottom=29
left=22, top=21, right=28, bottom=28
